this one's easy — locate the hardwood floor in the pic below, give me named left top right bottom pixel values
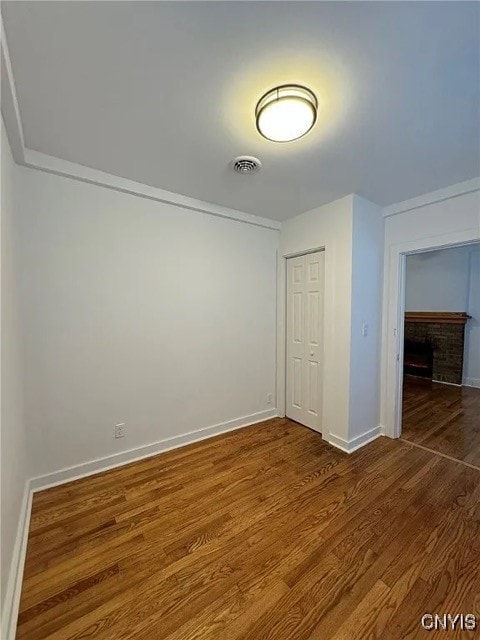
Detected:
left=402, top=376, right=480, bottom=468
left=17, top=418, right=480, bottom=639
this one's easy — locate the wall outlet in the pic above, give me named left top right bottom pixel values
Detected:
left=115, top=423, right=126, bottom=438
left=362, top=322, right=369, bottom=337
left=267, top=393, right=273, bottom=405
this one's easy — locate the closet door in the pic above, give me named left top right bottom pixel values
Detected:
left=286, top=251, right=324, bottom=432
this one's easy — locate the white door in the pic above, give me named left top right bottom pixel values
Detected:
left=286, top=251, right=325, bottom=432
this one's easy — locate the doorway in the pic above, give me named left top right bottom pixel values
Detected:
left=398, top=243, right=480, bottom=466
left=285, top=250, right=325, bottom=432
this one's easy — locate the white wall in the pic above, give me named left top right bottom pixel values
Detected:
left=381, top=185, right=480, bottom=436
left=1, top=120, right=28, bottom=632
left=349, top=196, right=384, bottom=441
left=405, top=243, right=480, bottom=387
left=278, top=194, right=384, bottom=450
left=405, top=245, right=472, bottom=311
left=279, top=196, right=354, bottom=444
left=464, top=248, right=480, bottom=387
left=15, top=167, right=279, bottom=479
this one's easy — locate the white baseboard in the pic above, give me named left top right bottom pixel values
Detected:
left=1, top=481, right=33, bottom=640
left=463, top=377, right=480, bottom=389
left=30, top=409, right=278, bottom=493
left=328, top=425, right=382, bottom=454
left=432, top=379, right=462, bottom=388
left=3, top=408, right=278, bottom=637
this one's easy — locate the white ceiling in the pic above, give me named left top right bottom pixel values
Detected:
left=2, top=1, right=479, bottom=221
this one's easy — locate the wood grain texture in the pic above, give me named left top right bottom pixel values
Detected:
left=17, top=418, right=480, bottom=639
left=402, top=376, right=480, bottom=468
left=404, top=312, right=471, bottom=325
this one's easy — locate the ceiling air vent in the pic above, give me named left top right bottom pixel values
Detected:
left=230, top=156, right=262, bottom=175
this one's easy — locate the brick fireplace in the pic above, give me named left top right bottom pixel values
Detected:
left=404, top=312, right=470, bottom=385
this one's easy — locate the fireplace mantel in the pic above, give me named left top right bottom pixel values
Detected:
left=405, top=311, right=471, bottom=325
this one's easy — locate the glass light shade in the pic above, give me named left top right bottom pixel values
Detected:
left=256, top=85, right=317, bottom=142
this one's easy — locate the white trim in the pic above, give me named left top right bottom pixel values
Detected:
left=0, top=29, right=280, bottom=232
left=327, top=426, right=382, bottom=454
left=432, top=379, right=462, bottom=388
left=0, top=15, right=26, bottom=163
left=463, top=378, right=480, bottom=389
left=383, top=178, right=480, bottom=218
left=1, top=481, right=32, bottom=640
left=2, top=11, right=477, bottom=230
left=22, top=150, right=281, bottom=231
left=381, top=230, right=480, bottom=440
left=275, top=251, right=287, bottom=419
left=276, top=247, right=330, bottom=442
left=2, top=408, right=277, bottom=637
left=406, top=376, right=465, bottom=389
left=30, top=409, right=278, bottom=492
left=394, top=253, right=407, bottom=438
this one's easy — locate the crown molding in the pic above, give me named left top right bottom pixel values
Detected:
left=4, top=9, right=476, bottom=230
left=383, top=178, right=480, bottom=218
left=1, top=14, right=26, bottom=163
left=22, top=149, right=281, bottom=230
left=1, top=19, right=280, bottom=231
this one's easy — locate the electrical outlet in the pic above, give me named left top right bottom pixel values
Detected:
left=267, top=393, right=273, bottom=405
left=362, top=322, right=369, bottom=337
left=115, top=423, right=126, bottom=438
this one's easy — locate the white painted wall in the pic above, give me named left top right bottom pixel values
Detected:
left=349, top=196, right=384, bottom=441
left=1, top=120, right=28, bottom=631
left=279, top=196, right=354, bottom=444
left=405, top=244, right=480, bottom=387
left=405, top=245, right=472, bottom=312
left=380, top=184, right=480, bottom=436
left=464, top=248, right=480, bottom=387
left=278, top=194, right=384, bottom=450
left=15, top=167, right=279, bottom=479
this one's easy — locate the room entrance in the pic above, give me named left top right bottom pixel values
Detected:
left=400, top=243, right=480, bottom=466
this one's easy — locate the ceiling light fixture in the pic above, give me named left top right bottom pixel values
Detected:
left=255, top=84, right=318, bottom=143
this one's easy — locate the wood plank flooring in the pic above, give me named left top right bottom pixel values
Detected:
left=402, top=376, right=480, bottom=468
left=17, top=418, right=480, bottom=639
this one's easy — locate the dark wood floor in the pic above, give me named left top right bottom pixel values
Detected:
left=402, top=376, right=480, bottom=468
left=17, top=418, right=480, bottom=639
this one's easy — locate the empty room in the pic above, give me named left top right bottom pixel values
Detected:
left=402, top=244, right=480, bottom=466
left=1, top=2, right=479, bottom=639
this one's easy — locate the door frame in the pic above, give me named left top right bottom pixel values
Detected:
left=381, top=231, right=480, bottom=439
left=276, top=246, right=328, bottom=440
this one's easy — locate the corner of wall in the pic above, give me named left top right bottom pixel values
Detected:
left=345, top=196, right=384, bottom=449
left=327, top=425, right=383, bottom=454
left=380, top=182, right=480, bottom=439
left=0, top=481, right=32, bottom=640
left=1, top=114, right=30, bottom=638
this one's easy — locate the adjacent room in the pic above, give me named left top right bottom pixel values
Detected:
left=1, top=2, right=479, bottom=639
left=402, top=244, right=480, bottom=466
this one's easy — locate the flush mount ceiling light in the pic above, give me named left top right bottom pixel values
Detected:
left=255, top=84, right=318, bottom=143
